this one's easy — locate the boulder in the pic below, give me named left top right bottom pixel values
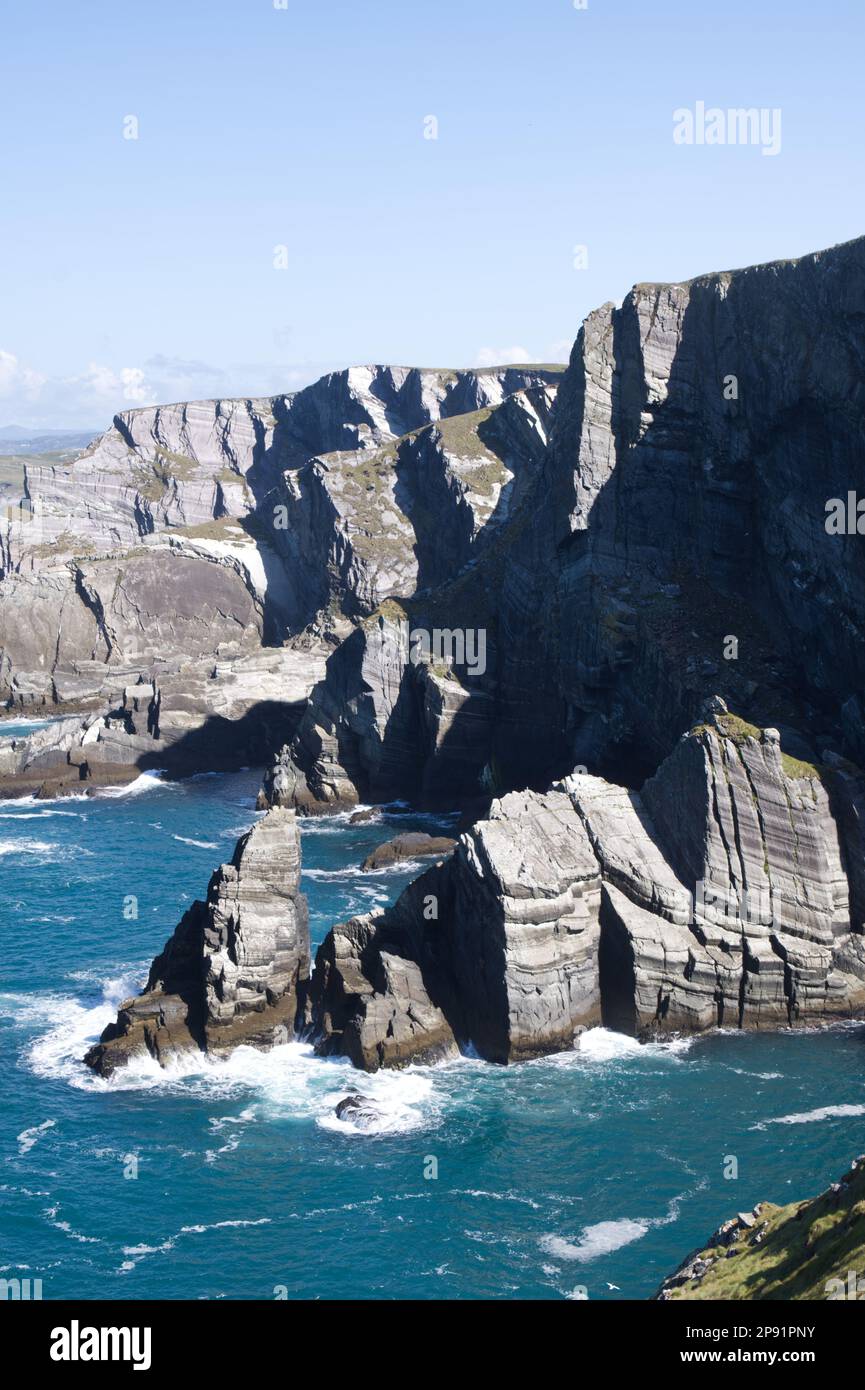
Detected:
left=361, top=833, right=456, bottom=871
left=334, top=1094, right=383, bottom=1129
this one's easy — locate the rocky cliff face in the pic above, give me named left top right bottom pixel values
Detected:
left=264, top=237, right=865, bottom=814
left=66, top=234, right=865, bottom=1074
left=86, top=808, right=309, bottom=1076
left=0, top=364, right=559, bottom=792
left=301, top=706, right=865, bottom=1071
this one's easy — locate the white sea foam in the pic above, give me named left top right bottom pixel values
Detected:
left=5, top=971, right=146, bottom=1087
left=566, top=1027, right=694, bottom=1064
left=118, top=1217, right=273, bottom=1272
left=0, top=838, right=58, bottom=858
left=95, top=770, right=168, bottom=798
left=539, top=1190, right=691, bottom=1264
left=173, top=836, right=218, bottom=849
left=20, top=972, right=445, bottom=1137
left=540, top=1220, right=649, bottom=1263
left=17, top=1118, right=56, bottom=1155
left=751, top=1103, right=865, bottom=1130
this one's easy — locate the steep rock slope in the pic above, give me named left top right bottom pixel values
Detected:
left=0, top=365, right=558, bottom=790
left=305, top=707, right=865, bottom=1070
left=266, top=237, right=865, bottom=813
left=657, top=1154, right=865, bottom=1300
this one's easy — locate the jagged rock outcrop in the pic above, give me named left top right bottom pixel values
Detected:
left=85, top=808, right=309, bottom=1075
left=2, top=366, right=561, bottom=577
left=57, top=236, right=865, bottom=1076
left=83, top=706, right=865, bottom=1078
left=308, top=912, right=460, bottom=1072
left=657, top=1154, right=865, bottom=1300
left=260, top=601, right=496, bottom=813
left=309, top=787, right=604, bottom=1067
left=307, top=708, right=865, bottom=1070
left=0, top=642, right=327, bottom=798
left=0, top=364, right=559, bottom=795
left=578, top=712, right=865, bottom=1036
left=270, top=385, right=555, bottom=622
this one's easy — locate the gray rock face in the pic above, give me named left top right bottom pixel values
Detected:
left=2, top=366, right=561, bottom=575
left=271, top=385, right=555, bottom=623
left=579, top=715, right=865, bottom=1036
left=265, top=238, right=865, bottom=814
left=308, top=911, right=460, bottom=1072
left=85, top=808, right=309, bottom=1076
left=310, top=788, right=604, bottom=1068
left=0, top=364, right=558, bottom=795
left=260, top=602, right=496, bottom=814
left=83, top=712, right=865, bottom=1079
left=536, top=237, right=865, bottom=778
left=309, top=713, right=865, bottom=1071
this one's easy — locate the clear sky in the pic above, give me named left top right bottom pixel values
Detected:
left=1, top=0, right=863, bottom=428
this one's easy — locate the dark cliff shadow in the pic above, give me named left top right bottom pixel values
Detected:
left=137, top=699, right=306, bottom=779
left=535, top=261, right=865, bottom=788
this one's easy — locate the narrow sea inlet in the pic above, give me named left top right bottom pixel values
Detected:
left=1, top=769, right=864, bottom=1300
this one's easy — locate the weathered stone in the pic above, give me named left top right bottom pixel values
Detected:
left=85, top=808, right=309, bottom=1075
left=360, top=833, right=456, bottom=871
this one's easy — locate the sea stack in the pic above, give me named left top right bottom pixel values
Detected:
left=86, top=807, right=309, bottom=1076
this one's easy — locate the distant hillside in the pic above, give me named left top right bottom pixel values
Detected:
left=657, top=1155, right=865, bottom=1300
left=0, top=428, right=100, bottom=455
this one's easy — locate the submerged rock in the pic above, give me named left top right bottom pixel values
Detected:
left=360, top=833, right=456, bottom=871
left=334, top=1094, right=384, bottom=1129
left=85, top=808, right=310, bottom=1076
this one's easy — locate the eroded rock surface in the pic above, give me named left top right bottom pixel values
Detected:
left=265, top=237, right=865, bottom=814
left=307, top=710, right=865, bottom=1070
left=86, top=808, right=309, bottom=1075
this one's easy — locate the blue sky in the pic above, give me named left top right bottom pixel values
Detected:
left=1, top=0, right=863, bottom=428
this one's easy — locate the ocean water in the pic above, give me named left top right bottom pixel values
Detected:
left=1, top=768, right=864, bottom=1301
left=0, top=716, right=62, bottom=740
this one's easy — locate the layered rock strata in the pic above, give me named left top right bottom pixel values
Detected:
left=307, top=711, right=865, bottom=1070
left=263, top=237, right=865, bottom=814
left=85, top=808, right=309, bottom=1076
left=88, top=706, right=865, bottom=1077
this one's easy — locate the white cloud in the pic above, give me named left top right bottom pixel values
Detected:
left=0, top=350, right=46, bottom=405
left=475, top=345, right=533, bottom=368
left=0, top=350, right=329, bottom=430
left=546, top=338, right=575, bottom=363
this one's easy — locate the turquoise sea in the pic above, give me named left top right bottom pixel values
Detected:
left=1, top=759, right=864, bottom=1301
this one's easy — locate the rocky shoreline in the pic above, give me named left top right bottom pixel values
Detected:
left=656, top=1155, right=865, bottom=1300
left=87, top=699, right=865, bottom=1077
left=0, top=238, right=861, bottom=1084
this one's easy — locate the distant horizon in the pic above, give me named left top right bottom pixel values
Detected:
left=6, top=216, right=863, bottom=434
left=0, top=358, right=571, bottom=435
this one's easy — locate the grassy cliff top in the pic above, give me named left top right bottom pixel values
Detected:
left=658, top=1155, right=865, bottom=1300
